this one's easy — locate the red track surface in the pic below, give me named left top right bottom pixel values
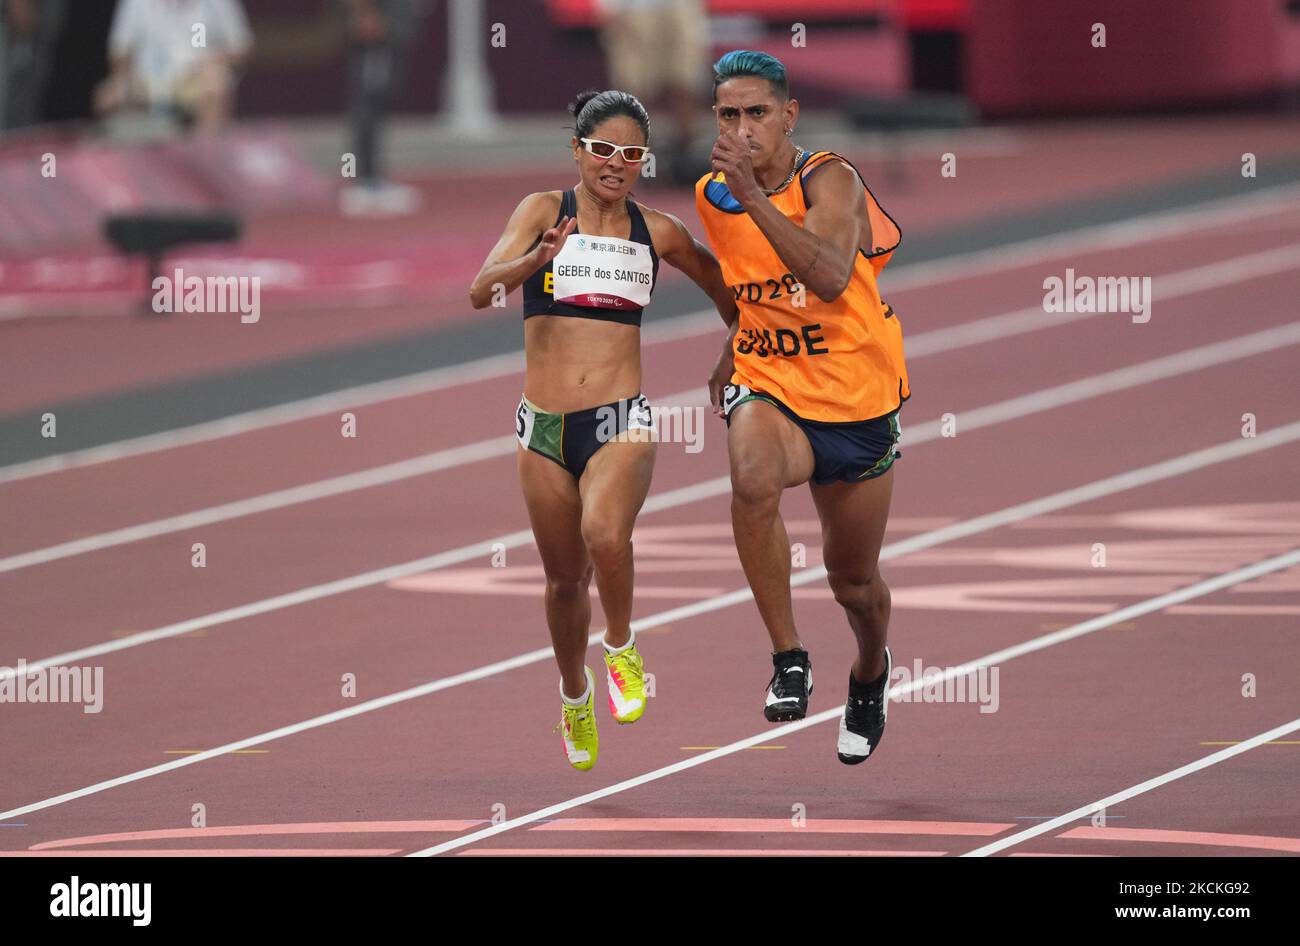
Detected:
left=2, top=126, right=1298, bottom=857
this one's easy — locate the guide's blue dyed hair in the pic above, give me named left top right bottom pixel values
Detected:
left=712, top=50, right=789, bottom=102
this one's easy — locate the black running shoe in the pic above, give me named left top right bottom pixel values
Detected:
left=837, top=646, right=892, bottom=764
left=764, top=648, right=813, bottom=722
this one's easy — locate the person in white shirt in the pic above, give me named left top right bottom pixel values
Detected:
left=94, top=0, right=252, bottom=133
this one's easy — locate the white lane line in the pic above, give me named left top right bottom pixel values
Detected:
left=0, top=379, right=700, bottom=573
left=0, top=351, right=523, bottom=486
left=6, top=242, right=1299, bottom=574
left=411, top=545, right=1300, bottom=857
left=5, top=185, right=1298, bottom=485
left=881, top=182, right=1300, bottom=294
left=906, top=318, right=1300, bottom=439
left=2, top=428, right=1298, bottom=825
left=0, top=308, right=702, bottom=486
left=6, top=325, right=1300, bottom=678
left=905, top=242, right=1300, bottom=357
left=0, top=437, right=513, bottom=573
left=961, top=714, right=1300, bottom=857
left=0, top=480, right=735, bottom=683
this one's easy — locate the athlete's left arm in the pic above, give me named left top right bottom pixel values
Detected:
left=742, top=161, right=867, bottom=303
left=650, top=209, right=739, bottom=328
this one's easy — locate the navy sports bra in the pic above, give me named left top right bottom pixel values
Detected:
left=522, top=188, right=660, bottom=326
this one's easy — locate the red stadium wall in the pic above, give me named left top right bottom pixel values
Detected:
left=900, top=0, right=970, bottom=31
left=967, top=0, right=1300, bottom=116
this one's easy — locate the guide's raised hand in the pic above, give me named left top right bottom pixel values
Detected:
left=711, top=131, right=759, bottom=202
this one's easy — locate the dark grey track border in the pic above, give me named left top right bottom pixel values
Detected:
left=2, top=155, right=1298, bottom=468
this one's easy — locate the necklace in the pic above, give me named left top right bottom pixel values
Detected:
left=761, top=146, right=806, bottom=196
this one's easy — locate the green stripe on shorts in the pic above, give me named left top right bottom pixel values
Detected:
left=524, top=400, right=565, bottom=464
left=858, top=412, right=901, bottom=479
left=732, top=392, right=779, bottom=413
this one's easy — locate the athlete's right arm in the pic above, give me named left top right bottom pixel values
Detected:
left=468, top=193, right=575, bottom=310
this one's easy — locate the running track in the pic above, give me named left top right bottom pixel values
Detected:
left=1, top=161, right=1298, bottom=858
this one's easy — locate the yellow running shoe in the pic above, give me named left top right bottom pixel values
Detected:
left=557, top=667, right=598, bottom=771
left=604, top=633, right=646, bottom=724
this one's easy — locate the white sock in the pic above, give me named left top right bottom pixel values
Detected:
left=603, top=628, right=636, bottom=656
left=560, top=673, right=591, bottom=705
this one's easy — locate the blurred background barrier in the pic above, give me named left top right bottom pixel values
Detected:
left=0, top=0, right=1297, bottom=322
left=104, top=209, right=243, bottom=312
left=10, top=2, right=1297, bottom=130
left=968, top=0, right=1300, bottom=116
left=0, top=127, right=330, bottom=255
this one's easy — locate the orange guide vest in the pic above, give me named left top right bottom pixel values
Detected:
left=695, top=149, right=910, bottom=423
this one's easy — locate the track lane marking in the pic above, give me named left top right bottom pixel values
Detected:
left=6, top=327, right=1300, bottom=678
left=962, top=715, right=1300, bottom=856
left=6, top=242, right=1299, bottom=573
left=411, top=544, right=1300, bottom=856
left=1, top=428, right=1297, bottom=827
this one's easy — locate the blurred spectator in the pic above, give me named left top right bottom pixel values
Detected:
left=596, top=0, right=710, bottom=186
left=0, top=0, right=68, bottom=129
left=338, top=0, right=425, bottom=217
left=94, top=0, right=252, bottom=134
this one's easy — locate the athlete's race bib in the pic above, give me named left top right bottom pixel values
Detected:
left=721, top=382, right=752, bottom=418
left=515, top=398, right=536, bottom=447
left=596, top=394, right=656, bottom=439
left=552, top=234, right=654, bottom=310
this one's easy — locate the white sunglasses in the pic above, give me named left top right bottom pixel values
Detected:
left=579, top=137, right=651, bottom=163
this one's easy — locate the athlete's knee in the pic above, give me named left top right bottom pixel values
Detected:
left=828, top=569, right=889, bottom=617
left=546, top=563, right=594, bottom=601
left=580, top=517, right=632, bottom=569
left=730, top=453, right=784, bottom=512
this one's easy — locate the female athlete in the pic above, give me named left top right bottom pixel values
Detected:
left=470, top=89, right=736, bottom=771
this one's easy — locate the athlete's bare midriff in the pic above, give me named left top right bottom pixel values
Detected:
left=523, top=315, right=642, bottom=413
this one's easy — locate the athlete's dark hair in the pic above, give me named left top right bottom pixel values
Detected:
left=712, top=49, right=789, bottom=102
left=569, top=89, right=650, bottom=142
